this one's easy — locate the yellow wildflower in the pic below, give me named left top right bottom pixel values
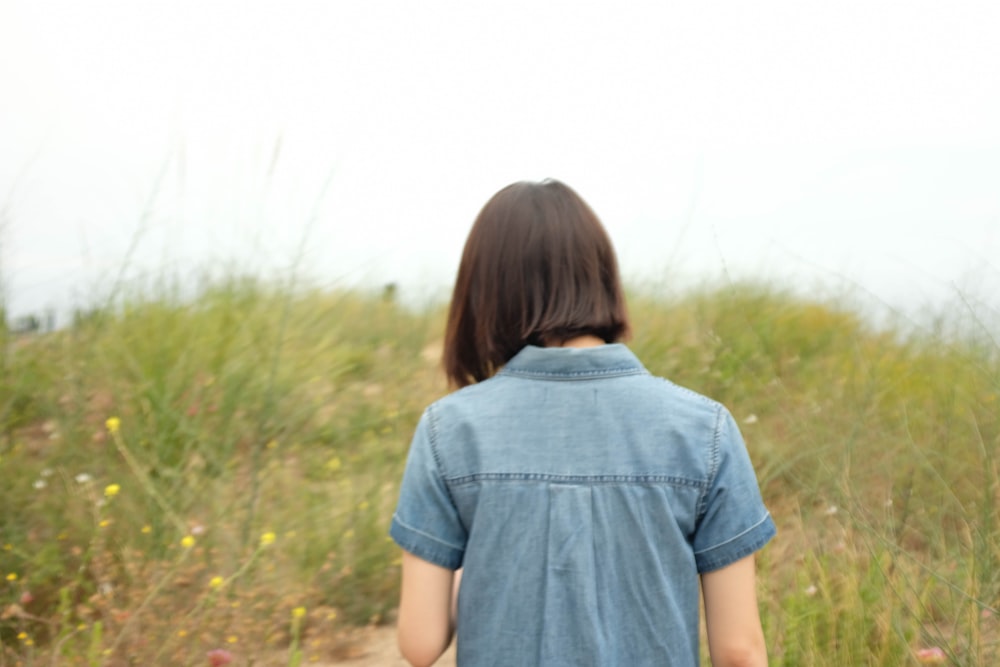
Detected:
left=177, top=629, right=188, bottom=638
left=226, top=635, right=238, bottom=644
left=180, top=535, right=196, bottom=549
left=260, top=531, right=276, bottom=547
left=209, top=576, right=224, bottom=589
left=105, top=416, right=121, bottom=433
left=326, top=457, right=341, bottom=471
left=99, top=519, right=111, bottom=528
left=6, top=572, right=17, bottom=581
left=293, top=606, right=307, bottom=619
left=104, top=483, right=120, bottom=497
left=141, top=525, right=152, bottom=534
left=17, top=632, right=26, bottom=640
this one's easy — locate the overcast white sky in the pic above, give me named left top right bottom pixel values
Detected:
left=1, top=1, right=999, bottom=322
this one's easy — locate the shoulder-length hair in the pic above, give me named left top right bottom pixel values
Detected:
left=443, top=179, right=630, bottom=387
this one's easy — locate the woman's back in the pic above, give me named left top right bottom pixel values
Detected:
left=391, top=344, right=774, bottom=666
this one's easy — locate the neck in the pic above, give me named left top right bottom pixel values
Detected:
left=555, top=335, right=605, bottom=349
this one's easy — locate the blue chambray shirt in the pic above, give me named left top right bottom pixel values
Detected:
left=390, top=344, right=775, bottom=666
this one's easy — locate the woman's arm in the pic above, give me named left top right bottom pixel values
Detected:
left=701, top=554, right=768, bottom=667
left=397, top=551, right=455, bottom=667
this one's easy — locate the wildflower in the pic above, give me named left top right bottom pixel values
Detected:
left=75, top=473, right=93, bottom=484
left=104, top=483, right=120, bottom=497
left=824, top=505, right=838, bottom=516
left=181, top=535, right=196, bottom=549
left=326, top=457, right=341, bottom=471
left=916, top=647, right=947, bottom=663
left=260, top=531, right=276, bottom=547
left=743, top=414, right=759, bottom=425
left=207, top=649, right=234, bottom=666
left=33, top=479, right=47, bottom=490
left=293, top=606, right=307, bottom=619
left=177, top=629, right=188, bottom=638
left=209, top=576, right=224, bottom=589
left=6, top=572, right=17, bottom=581
left=105, top=416, right=121, bottom=433
left=191, top=523, right=206, bottom=535
left=141, top=525, right=152, bottom=534
left=20, top=591, right=34, bottom=605
left=99, top=519, right=111, bottom=528
left=226, top=635, right=238, bottom=644
left=804, top=584, right=818, bottom=597
left=266, top=439, right=278, bottom=450
left=17, top=632, right=26, bottom=640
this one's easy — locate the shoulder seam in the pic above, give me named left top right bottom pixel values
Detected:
left=696, top=404, right=724, bottom=520
left=423, top=404, right=462, bottom=513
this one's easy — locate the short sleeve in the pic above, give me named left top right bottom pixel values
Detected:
left=692, top=407, right=776, bottom=572
left=389, top=407, right=466, bottom=570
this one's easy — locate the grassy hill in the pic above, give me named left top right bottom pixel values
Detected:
left=2, top=278, right=997, bottom=664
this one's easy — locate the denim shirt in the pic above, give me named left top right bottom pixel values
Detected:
left=390, top=344, right=775, bottom=666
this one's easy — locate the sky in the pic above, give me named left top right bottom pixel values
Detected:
left=1, top=1, right=999, bottom=325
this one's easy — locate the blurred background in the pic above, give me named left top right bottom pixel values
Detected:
left=2, top=0, right=998, bottom=325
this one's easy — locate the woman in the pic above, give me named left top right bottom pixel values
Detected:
left=390, top=180, right=774, bottom=666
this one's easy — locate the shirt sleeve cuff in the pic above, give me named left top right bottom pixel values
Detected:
left=694, top=513, right=776, bottom=573
left=389, top=514, right=464, bottom=570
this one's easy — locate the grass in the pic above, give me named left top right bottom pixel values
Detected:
left=1, top=275, right=998, bottom=665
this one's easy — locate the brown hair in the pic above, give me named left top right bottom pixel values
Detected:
left=443, top=179, right=630, bottom=387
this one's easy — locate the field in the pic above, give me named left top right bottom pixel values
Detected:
left=1, top=276, right=998, bottom=665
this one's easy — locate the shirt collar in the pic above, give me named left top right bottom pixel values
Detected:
left=498, top=343, right=648, bottom=379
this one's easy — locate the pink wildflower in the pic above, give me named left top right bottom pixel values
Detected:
left=915, top=646, right=946, bottom=663
left=207, top=648, right=234, bottom=666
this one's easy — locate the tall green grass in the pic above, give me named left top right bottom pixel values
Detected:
left=1, top=276, right=997, bottom=664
